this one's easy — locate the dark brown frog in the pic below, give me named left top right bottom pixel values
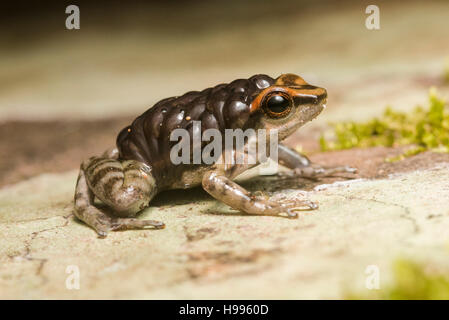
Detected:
left=74, top=74, right=355, bottom=237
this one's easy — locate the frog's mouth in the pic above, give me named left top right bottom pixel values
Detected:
left=308, top=104, right=325, bottom=123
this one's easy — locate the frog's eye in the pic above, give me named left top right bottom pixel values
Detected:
left=263, top=92, right=292, bottom=118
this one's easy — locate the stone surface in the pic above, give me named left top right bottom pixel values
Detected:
left=1, top=165, right=449, bottom=299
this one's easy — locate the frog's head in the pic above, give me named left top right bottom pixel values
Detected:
left=250, top=73, right=327, bottom=141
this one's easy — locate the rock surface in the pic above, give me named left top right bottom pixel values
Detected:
left=1, top=164, right=449, bottom=299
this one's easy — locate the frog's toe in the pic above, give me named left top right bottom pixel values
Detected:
left=327, top=165, right=358, bottom=176
left=305, top=200, right=319, bottom=210
left=110, top=218, right=166, bottom=231
left=286, top=204, right=318, bottom=218
left=92, top=222, right=112, bottom=238
left=97, top=229, right=109, bottom=238
left=281, top=197, right=319, bottom=218
left=286, top=208, right=299, bottom=218
left=342, top=166, right=357, bottom=174
left=87, top=216, right=113, bottom=238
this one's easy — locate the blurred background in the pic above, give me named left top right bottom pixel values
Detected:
left=0, top=0, right=448, bottom=185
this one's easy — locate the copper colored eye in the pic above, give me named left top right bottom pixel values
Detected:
left=263, top=93, right=292, bottom=118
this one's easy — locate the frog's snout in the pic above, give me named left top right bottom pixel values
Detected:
left=316, top=87, right=327, bottom=105
left=321, top=94, right=328, bottom=108
left=293, top=86, right=327, bottom=106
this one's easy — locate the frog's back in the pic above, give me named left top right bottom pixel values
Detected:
left=116, top=74, right=274, bottom=185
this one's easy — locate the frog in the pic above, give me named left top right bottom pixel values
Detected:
left=74, top=73, right=356, bottom=237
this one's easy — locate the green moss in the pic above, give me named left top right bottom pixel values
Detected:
left=320, top=88, right=448, bottom=161
left=347, top=260, right=449, bottom=300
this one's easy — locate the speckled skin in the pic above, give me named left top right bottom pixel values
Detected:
left=74, top=74, right=355, bottom=237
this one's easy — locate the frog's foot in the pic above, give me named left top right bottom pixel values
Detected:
left=109, top=217, right=165, bottom=232
left=296, top=164, right=357, bottom=178
left=276, top=144, right=357, bottom=180
left=269, top=193, right=318, bottom=218
left=75, top=205, right=165, bottom=238
left=279, top=164, right=357, bottom=180
left=88, top=217, right=165, bottom=238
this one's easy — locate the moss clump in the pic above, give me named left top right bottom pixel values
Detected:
left=347, top=260, right=449, bottom=300
left=320, top=88, right=448, bottom=161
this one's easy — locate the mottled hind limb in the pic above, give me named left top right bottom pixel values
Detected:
left=74, top=155, right=164, bottom=237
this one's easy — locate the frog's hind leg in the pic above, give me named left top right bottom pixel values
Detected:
left=202, top=171, right=317, bottom=219
left=277, top=144, right=357, bottom=179
left=74, top=153, right=164, bottom=237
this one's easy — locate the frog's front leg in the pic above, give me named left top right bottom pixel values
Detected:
left=74, top=153, right=164, bottom=237
left=202, top=171, right=317, bottom=218
left=277, top=144, right=357, bottom=179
